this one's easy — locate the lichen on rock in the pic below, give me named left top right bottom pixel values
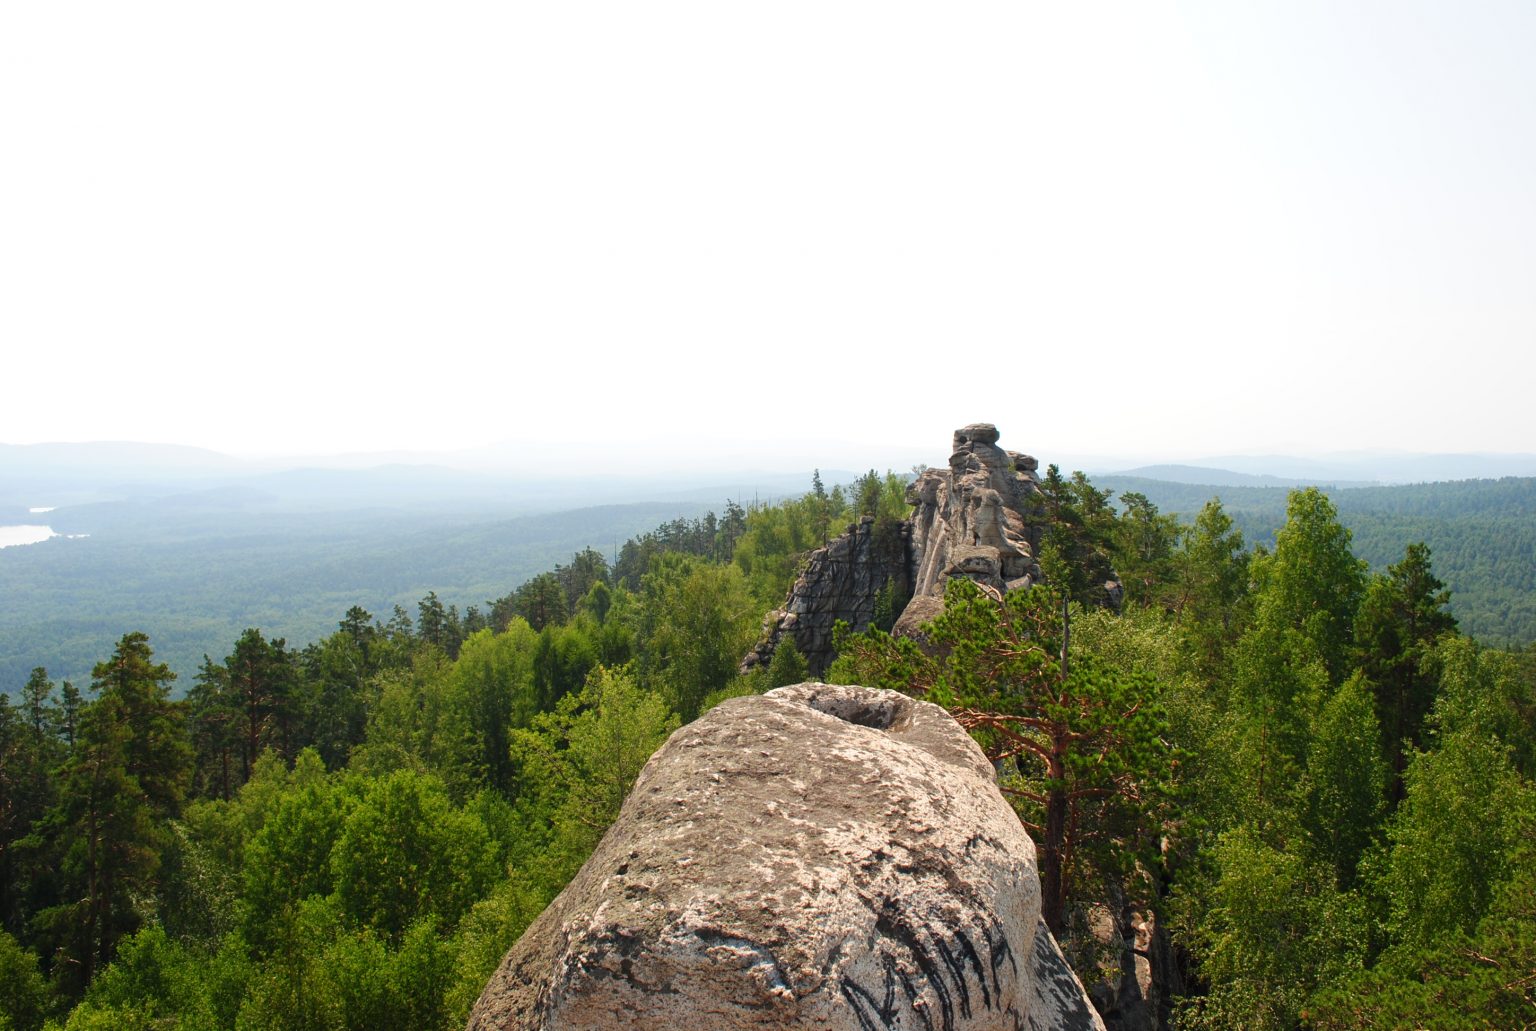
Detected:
left=467, top=683, right=1104, bottom=1030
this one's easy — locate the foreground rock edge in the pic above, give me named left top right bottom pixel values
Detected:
left=468, top=683, right=1104, bottom=1030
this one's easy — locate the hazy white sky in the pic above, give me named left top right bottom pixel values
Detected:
left=3, top=1, right=1533, bottom=470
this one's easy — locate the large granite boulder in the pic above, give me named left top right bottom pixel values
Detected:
left=468, top=683, right=1103, bottom=1031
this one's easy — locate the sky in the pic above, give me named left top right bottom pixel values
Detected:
left=3, top=1, right=1533, bottom=473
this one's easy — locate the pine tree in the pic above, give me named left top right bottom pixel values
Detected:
left=836, top=580, right=1173, bottom=934
left=225, top=629, right=301, bottom=782
left=1170, top=498, right=1249, bottom=675
left=1353, top=542, right=1457, bottom=795
left=33, top=633, right=191, bottom=990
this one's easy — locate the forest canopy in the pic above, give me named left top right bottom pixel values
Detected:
left=1, top=468, right=1532, bottom=1030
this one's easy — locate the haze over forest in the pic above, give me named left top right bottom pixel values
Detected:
left=3, top=2, right=1535, bottom=1027
left=4, top=439, right=1535, bottom=693
left=3, top=422, right=1534, bottom=1030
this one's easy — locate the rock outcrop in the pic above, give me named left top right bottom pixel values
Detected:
left=468, top=683, right=1104, bottom=1031
left=745, top=423, right=1055, bottom=675
left=739, top=515, right=912, bottom=680
left=896, top=423, right=1046, bottom=638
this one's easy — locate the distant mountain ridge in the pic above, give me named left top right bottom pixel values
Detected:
left=10, top=439, right=1536, bottom=488
left=5, top=443, right=1535, bottom=692
left=1163, top=452, right=1536, bottom=485
left=1109, top=464, right=1376, bottom=488
left=0, top=441, right=247, bottom=478
left=0, top=440, right=843, bottom=516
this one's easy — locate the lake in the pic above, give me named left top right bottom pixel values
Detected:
left=0, top=525, right=56, bottom=548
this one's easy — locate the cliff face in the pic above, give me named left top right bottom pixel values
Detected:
left=744, top=423, right=1048, bottom=677
left=739, top=515, right=912, bottom=679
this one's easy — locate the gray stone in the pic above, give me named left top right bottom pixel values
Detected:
left=907, top=424, right=1044, bottom=605
left=743, top=422, right=1122, bottom=679
left=740, top=517, right=911, bottom=678
left=1026, top=925, right=1107, bottom=1031
left=468, top=684, right=1104, bottom=1031
left=890, top=593, right=946, bottom=644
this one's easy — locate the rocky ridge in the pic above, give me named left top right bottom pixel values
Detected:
left=744, top=423, right=1051, bottom=677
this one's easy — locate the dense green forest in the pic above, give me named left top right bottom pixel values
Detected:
left=6, top=470, right=1533, bottom=694
left=1098, top=475, right=1536, bottom=645
left=0, top=449, right=832, bottom=693
left=1, top=465, right=1532, bottom=1029
left=0, top=501, right=717, bottom=691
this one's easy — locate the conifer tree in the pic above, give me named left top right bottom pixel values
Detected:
left=1353, top=541, right=1457, bottom=793
left=1170, top=499, right=1249, bottom=675
left=836, top=580, right=1173, bottom=934
left=225, top=629, right=301, bottom=782
left=34, top=633, right=191, bottom=990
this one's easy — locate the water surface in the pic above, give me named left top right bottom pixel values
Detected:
left=0, top=525, right=56, bottom=548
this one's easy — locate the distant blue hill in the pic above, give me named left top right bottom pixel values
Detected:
left=1184, top=453, right=1536, bottom=484
left=1110, top=464, right=1376, bottom=489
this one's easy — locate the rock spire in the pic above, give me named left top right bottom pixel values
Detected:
left=744, top=422, right=1048, bottom=676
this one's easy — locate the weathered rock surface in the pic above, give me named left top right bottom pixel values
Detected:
left=745, top=423, right=1049, bottom=674
left=468, top=683, right=1104, bottom=1031
left=740, top=516, right=912, bottom=679
left=903, top=423, right=1045, bottom=616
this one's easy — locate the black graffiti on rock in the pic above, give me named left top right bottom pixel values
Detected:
left=840, top=902, right=1020, bottom=1031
